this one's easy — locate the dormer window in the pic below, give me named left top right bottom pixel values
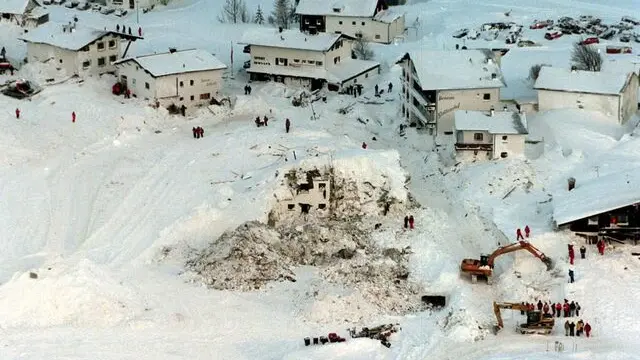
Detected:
left=332, top=7, right=341, bottom=12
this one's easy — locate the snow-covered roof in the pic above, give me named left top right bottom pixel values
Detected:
left=327, top=59, right=380, bottom=83
left=373, top=8, right=402, bottom=23
left=0, top=0, right=32, bottom=14
left=553, top=168, right=640, bottom=226
left=240, top=28, right=344, bottom=52
left=454, top=110, right=528, bottom=135
left=534, top=67, right=632, bottom=95
left=295, top=0, right=378, bottom=17
left=19, top=22, right=131, bottom=51
left=114, top=49, right=227, bottom=77
left=401, top=49, right=505, bottom=90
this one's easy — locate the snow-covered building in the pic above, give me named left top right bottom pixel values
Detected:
left=397, top=49, right=505, bottom=135
left=275, top=169, right=331, bottom=217
left=106, top=0, right=159, bottom=11
left=534, top=67, right=639, bottom=124
left=0, top=0, right=48, bottom=27
left=295, top=0, right=405, bottom=44
left=453, top=109, right=528, bottom=161
left=553, top=168, right=640, bottom=243
left=113, top=49, right=227, bottom=109
left=240, top=28, right=380, bottom=91
left=20, top=21, right=142, bottom=77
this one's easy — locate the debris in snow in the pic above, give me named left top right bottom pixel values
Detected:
left=29, top=272, right=38, bottom=279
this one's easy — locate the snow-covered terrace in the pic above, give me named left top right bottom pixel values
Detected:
left=454, top=110, right=528, bottom=134
left=534, top=67, right=632, bottom=95
left=553, top=167, right=640, bottom=226
left=19, top=21, right=141, bottom=51
left=240, top=28, right=344, bottom=52
left=294, top=0, right=378, bottom=17
left=114, top=49, right=227, bottom=78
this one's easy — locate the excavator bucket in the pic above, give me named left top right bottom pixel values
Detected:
left=492, top=325, right=501, bottom=335
left=543, top=257, right=554, bottom=271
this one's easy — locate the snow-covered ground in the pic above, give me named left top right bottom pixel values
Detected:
left=1, top=0, right=640, bottom=359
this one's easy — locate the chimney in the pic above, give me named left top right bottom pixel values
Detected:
left=279, top=27, right=283, bottom=33
left=568, top=177, right=576, bottom=191
left=490, top=107, right=495, bottom=116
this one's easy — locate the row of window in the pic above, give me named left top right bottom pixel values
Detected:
left=338, top=20, right=367, bottom=26
left=473, top=133, right=508, bottom=141
left=82, top=55, right=117, bottom=69
left=177, top=93, right=211, bottom=101
left=96, top=40, right=117, bottom=51
left=275, top=57, right=323, bottom=66
left=334, top=31, right=381, bottom=39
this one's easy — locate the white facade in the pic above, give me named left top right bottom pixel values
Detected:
left=276, top=171, right=331, bottom=217
left=25, top=32, right=122, bottom=76
left=114, top=49, right=227, bottom=109
left=323, top=13, right=405, bottom=44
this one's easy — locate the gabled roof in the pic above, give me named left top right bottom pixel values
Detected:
left=295, top=0, right=379, bottom=17
left=240, top=28, right=345, bottom=52
left=398, top=49, right=505, bottom=91
left=534, top=67, right=632, bottom=95
left=553, top=168, right=640, bottom=226
left=454, top=110, right=528, bottom=135
left=20, top=22, right=138, bottom=51
left=0, top=0, right=34, bottom=14
left=373, top=8, right=403, bottom=23
left=114, top=49, right=227, bottom=77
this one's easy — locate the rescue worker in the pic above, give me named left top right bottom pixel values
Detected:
left=576, top=320, right=584, bottom=336
left=409, top=215, right=415, bottom=230
left=575, top=302, right=581, bottom=316
left=138, top=26, right=142, bottom=37
left=597, top=239, right=605, bottom=255
left=564, top=320, right=570, bottom=336
left=580, top=245, right=586, bottom=259
left=516, top=228, right=524, bottom=240
left=374, top=84, right=379, bottom=95
left=72, top=111, right=76, bottom=123
left=255, top=116, right=261, bottom=127
left=524, top=225, right=530, bottom=238
left=570, top=301, right=576, bottom=317
left=388, top=82, right=393, bottom=93
left=584, top=322, right=592, bottom=337
left=543, top=302, right=550, bottom=314
left=563, top=302, right=570, bottom=317
left=192, top=127, right=197, bottom=138
left=568, top=244, right=575, bottom=265
left=263, top=115, right=268, bottom=126
left=568, top=268, right=575, bottom=283
left=569, top=321, right=576, bottom=336
left=537, top=300, right=543, bottom=311
left=520, top=302, right=526, bottom=315
left=199, top=127, right=204, bottom=138
left=15, top=108, right=20, bottom=119
left=403, top=215, right=409, bottom=229
left=285, top=118, right=290, bottom=133
left=362, top=142, right=367, bottom=149
left=555, top=303, right=562, bottom=318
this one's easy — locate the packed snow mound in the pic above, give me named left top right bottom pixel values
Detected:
left=439, top=308, right=490, bottom=342
left=0, top=259, right=146, bottom=328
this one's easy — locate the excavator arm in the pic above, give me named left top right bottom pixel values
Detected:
left=488, top=241, right=554, bottom=270
left=493, top=301, right=529, bottom=333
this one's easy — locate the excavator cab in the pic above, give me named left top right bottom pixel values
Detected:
left=480, top=255, right=489, bottom=266
left=526, top=310, right=542, bottom=325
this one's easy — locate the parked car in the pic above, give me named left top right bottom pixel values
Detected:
left=517, top=39, right=537, bottom=47
left=77, top=2, right=90, bottom=10
left=530, top=20, right=552, bottom=29
left=580, top=37, right=599, bottom=45
left=100, top=7, right=115, bottom=15
left=91, top=3, right=101, bottom=11
left=606, top=45, right=632, bottom=54
left=114, top=9, right=127, bottom=17
left=544, top=31, right=563, bottom=40
left=621, top=16, right=640, bottom=25
left=600, top=28, right=617, bottom=39
left=635, top=34, right=640, bottom=43
left=452, top=28, right=469, bottom=39
left=42, top=0, right=52, bottom=4
left=52, top=0, right=65, bottom=4
left=64, top=1, right=76, bottom=8
left=620, top=33, right=632, bottom=42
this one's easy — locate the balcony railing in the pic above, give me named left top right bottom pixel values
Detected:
left=455, top=143, right=493, bottom=151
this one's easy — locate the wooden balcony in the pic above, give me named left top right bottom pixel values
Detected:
left=455, top=143, right=493, bottom=151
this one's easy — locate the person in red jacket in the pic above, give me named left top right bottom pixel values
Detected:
left=543, top=302, right=550, bottom=314
left=584, top=322, right=592, bottom=337
left=72, top=111, right=76, bottom=123
left=555, top=303, right=562, bottom=318
left=524, top=225, right=530, bottom=238
left=597, top=239, right=605, bottom=255
left=408, top=215, right=414, bottom=229
left=568, top=244, right=575, bottom=265
left=516, top=228, right=524, bottom=240
left=362, top=142, right=367, bottom=149
left=15, top=108, right=20, bottom=119
left=563, top=302, right=570, bottom=317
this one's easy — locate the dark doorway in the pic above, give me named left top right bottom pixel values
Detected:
left=311, top=79, right=323, bottom=91
left=129, top=0, right=135, bottom=9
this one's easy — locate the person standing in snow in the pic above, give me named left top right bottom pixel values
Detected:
left=15, top=108, right=20, bottom=119
left=72, top=111, right=76, bottom=123
left=524, top=225, right=530, bottom=238
left=537, top=300, right=543, bottom=311
left=285, top=118, right=290, bottom=133
left=564, top=320, right=570, bottom=336
left=576, top=320, right=584, bottom=336
left=374, top=84, right=379, bottom=95
left=263, top=115, right=268, bottom=126
left=543, top=302, right=550, bottom=315
left=409, top=215, right=415, bottom=230
left=362, top=142, right=367, bottom=149
left=125, top=88, right=131, bottom=98
left=563, top=302, right=570, bottom=317
left=520, top=302, right=526, bottom=315
left=575, top=302, right=581, bottom=316
left=116, top=24, right=120, bottom=32
left=570, top=301, right=576, bottom=316
left=555, top=303, right=562, bottom=318
left=192, top=127, right=197, bottom=138
left=568, top=268, right=575, bottom=283
left=138, top=26, right=142, bottom=37
left=597, top=239, right=605, bottom=255
left=580, top=245, right=586, bottom=259
left=516, top=228, right=524, bottom=240
left=244, top=85, right=249, bottom=95
left=403, top=215, right=409, bottom=229
left=584, top=322, right=592, bottom=337
left=568, top=244, right=575, bottom=265
left=569, top=321, right=576, bottom=336
left=388, top=82, right=393, bottom=93
left=200, top=127, right=204, bottom=138
left=128, top=27, right=132, bottom=35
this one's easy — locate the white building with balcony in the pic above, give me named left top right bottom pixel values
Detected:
left=20, top=21, right=141, bottom=77
left=396, top=49, right=506, bottom=136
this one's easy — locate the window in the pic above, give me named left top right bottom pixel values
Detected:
left=375, top=34, right=381, bottom=39
left=333, top=56, right=340, bottom=64
left=132, top=79, right=136, bottom=85
left=287, top=204, right=295, bottom=210
left=80, top=45, right=89, bottom=52
left=275, top=57, right=288, bottom=66
left=365, top=73, right=368, bottom=78
left=145, top=82, right=150, bottom=89
left=352, top=21, right=356, bottom=25
left=444, top=131, right=453, bottom=135
left=318, top=204, right=327, bottom=209
left=474, top=133, right=484, bottom=141
left=97, top=57, right=106, bottom=67
left=254, top=56, right=265, bottom=60
left=588, top=216, right=599, bottom=225
left=200, top=93, right=211, bottom=100
left=483, top=93, right=491, bottom=100
left=316, top=61, right=323, bottom=66
left=335, top=31, right=342, bottom=34
left=355, top=33, right=363, bottom=38
left=190, top=95, right=194, bottom=101
left=97, top=42, right=105, bottom=51
left=339, top=21, right=343, bottom=25
left=59, top=59, right=63, bottom=64
left=109, top=55, right=117, bottom=63
left=179, top=97, right=184, bottom=101
left=361, top=22, right=365, bottom=25
left=502, top=135, right=508, bottom=140
left=82, top=60, right=91, bottom=69
left=190, top=80, right=194, bottom=86
left=500, top=152, right=508, bottom=158
left=108, top=40, right=116, bottom=49
left=301, top=60, right=307, bottom=64
left=304, top=19, right=309, bottom=24
left=293, top=59, right=300, bottom=63
left=179, top=81, right=184, bottom=87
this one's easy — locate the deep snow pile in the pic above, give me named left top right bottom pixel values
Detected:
left=185, top=150, right=426, bottom=321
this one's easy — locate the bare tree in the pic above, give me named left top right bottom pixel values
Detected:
left=218, top=0, right=250, bottom=24
left=352, top=33, right=374, bottom=60
left=528, top=63, right=549, bottom=81
left=271, top=0, right=292, bottom=29
left=571, top=41, right=603, bottom=71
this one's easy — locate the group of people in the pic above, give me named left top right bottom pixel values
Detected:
left=515, top=225, right=531, bottom=240
left=568, top=243, right=589, bottom=265
left=115, top=24, right=143, bottom=37
left=255, top=115, right=269, bottom=127
left=374, top=83, right=393, bottom=97
left=15, top=109, right=76, bottom=123
left=243, top=84, right=253, bottom=95
left=564, top=319, right=591, bottom=337
left=192, top=126, right=204, bottom=138
left=403, top=215, right=415, bottom=230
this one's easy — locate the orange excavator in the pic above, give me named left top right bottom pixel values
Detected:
left=460, top=241, right=554, bottom=284
left=493, top=301, right=555, bottom=335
